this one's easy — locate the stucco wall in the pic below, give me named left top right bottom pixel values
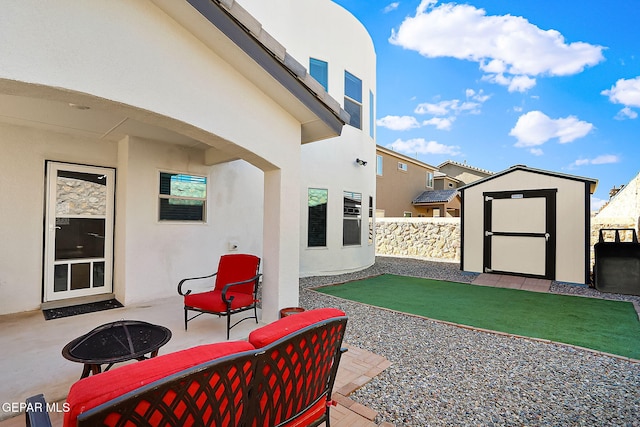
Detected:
left=0, top=123, right=118, bottom=314
left=241, top=0, right=377, bottom=276
left=0, top=0, right=305, bottom=317
left=376, top=218, right=461, bottom=261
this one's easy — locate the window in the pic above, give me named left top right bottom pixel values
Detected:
left=343, top=191, right=362, bottom=246
left=376, top=155, right=383, bottom=176
left=308, top=188, right=328, bottom=247
left=398, top=162, right=407, bottom=172
left=159, top=172, right=206, bottom=221
left=369, top=90, right=375, bottom=138
left=427, top=172, right=434, bottom=188
left=344, top=71, right=362, bottom=129
left=368, top=195, right=374, bottom=244
left=404, top=211, right=413, bottom=217
left=309, top=58, right=328, bottom=91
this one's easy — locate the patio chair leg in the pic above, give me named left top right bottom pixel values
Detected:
left=226, top=314, right=231, bottom=340
left=184, top=309, right=188, bottom=331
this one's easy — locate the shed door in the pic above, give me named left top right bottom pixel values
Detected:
left=483, top=189, right=556, bottom=279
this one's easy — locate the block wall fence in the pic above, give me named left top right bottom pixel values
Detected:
left=375, top=217, right=640, bottom=272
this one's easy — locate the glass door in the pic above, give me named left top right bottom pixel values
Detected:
left=44, top=162, right=115, bottom=302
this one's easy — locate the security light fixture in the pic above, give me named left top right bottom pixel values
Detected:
left=355, top=158, right=367, bottom=166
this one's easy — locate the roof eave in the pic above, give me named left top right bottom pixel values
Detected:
left=166, top=0, right=347, bottom=143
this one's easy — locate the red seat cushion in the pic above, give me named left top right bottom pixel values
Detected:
left=63, top=341, right=255, bottom=427
left=248, top=308, right=346, bottom=348
left=184, top=290, right=255, bottom=312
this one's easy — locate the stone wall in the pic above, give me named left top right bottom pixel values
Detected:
left=375, top=217, right=640, bottom=269
left=375, top=217, right=461, bottom=261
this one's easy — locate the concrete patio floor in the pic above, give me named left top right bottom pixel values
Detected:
left=0, top=295, right=391, bottom=426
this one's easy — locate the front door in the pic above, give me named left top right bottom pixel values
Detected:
left=483, top=189, right=556, bottom=279
left=44, top=162, right=115, bottom=302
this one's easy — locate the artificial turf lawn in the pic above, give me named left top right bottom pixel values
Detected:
left=316, top=274, right=640, bottom=359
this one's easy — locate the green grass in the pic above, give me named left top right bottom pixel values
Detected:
left=316, top=274, right=640, bottom=359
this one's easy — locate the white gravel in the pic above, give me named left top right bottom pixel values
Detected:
left=300, top=257, right=640, bottom=426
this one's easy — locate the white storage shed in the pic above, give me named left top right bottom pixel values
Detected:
left=459, top=165, right=597, bottom=284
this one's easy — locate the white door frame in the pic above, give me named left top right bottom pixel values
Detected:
left=44, top=162, right=115, bottom=302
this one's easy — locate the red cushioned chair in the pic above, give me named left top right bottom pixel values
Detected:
left=178, top=254, right=261, bottom=339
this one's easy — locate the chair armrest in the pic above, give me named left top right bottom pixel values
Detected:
left=221, top=274, right=262, bottom=303
left=177, top=272, right=217, bottom=296
left=25, top=394, right=53, bottom=427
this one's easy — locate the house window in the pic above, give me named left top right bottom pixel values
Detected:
left=404, top=211, right=412, bottom=217
left=159, top=172, right=206, bottom=221
left=344, top=71, right=362, bottom=129
left=369, top=90, right=375, bottom=138
left=427, top=172, right=434, bottom=188
left=343, top=191, right=362, bottom=246
left=398, top=162, right=407, bottom=172
left=449, top=182, right=454, bottom=188
left=308, top=188, right=328, bottom=247
left=376, top=155, right=383, bottom=176
left=368, top=195, right=374, bottom=244
left=309, top=58, right=328, bottom=91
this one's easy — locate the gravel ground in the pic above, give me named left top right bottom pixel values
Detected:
left=299, top=256, right=640, bottom=427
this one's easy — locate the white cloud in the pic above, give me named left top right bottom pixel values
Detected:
left=377, top=115, right=421, bottom=130
left=569, top=154, right=620, bottom=169
left=423, top=117, right=455, bottom=130
left=510, top=110, right=594, bottom=147
left=615, top=107, right=638, bottom=120
left=591, top=154, right=620, bottom=164
left=602, top=76, right=640, bottom=107
left=383, top=2, right=400, bottom=13
left=390, top=1, right=605, bottom=92
left=387, top=138, right=461, bottom=156
left=415, top=98, right=483, bottom=116
left=529, top=148, right=544, bottom=156
left=591, top=196, right=608, bottom=213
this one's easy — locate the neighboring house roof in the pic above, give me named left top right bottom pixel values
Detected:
left=595, top=170, right=640, bottom=218
left=457, top=164, right=598, bottom=194
left=182, top=0, right=349, bottom=142
left=376, top=144, right=438, bottom=170
left=434, top=171, right=462, bottom=184
left=413, top=189, right=459, bottom=204
left=438, top=160, right=493, bottom=175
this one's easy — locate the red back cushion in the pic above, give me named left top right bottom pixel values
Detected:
left=248, top=308, right=347, bottom=427
left=214, top=254, right=260, bottom=295
left=64, top=341, right=255, bottom=427
left=248, top=308, right=346, bottom=349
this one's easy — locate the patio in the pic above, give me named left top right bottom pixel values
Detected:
left=0, top=295, right=392, bottom=426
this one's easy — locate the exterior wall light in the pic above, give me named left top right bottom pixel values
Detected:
left=355, top=158, right=367, bottom=166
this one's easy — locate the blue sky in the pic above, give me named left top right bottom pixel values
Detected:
left=332, top=0, right=640, bottom=210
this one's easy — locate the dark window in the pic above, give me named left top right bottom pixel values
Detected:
left=344, top=71, right=362, bottom=129
left=308, top=188, right=328, bottom=247
left=343, top=191, right=362, bottom=246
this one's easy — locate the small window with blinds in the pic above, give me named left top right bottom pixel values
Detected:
left=159, top=172, right=207, bottom=222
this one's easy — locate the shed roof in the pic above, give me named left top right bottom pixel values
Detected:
left=457, top=165, right=598, bottom=194
left=413, top=189, right=459, bottom=204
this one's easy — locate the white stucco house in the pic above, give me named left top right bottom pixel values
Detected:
left=0, top=0, right=375, bottom=321
left=241, top=0, right=377, bottom=277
